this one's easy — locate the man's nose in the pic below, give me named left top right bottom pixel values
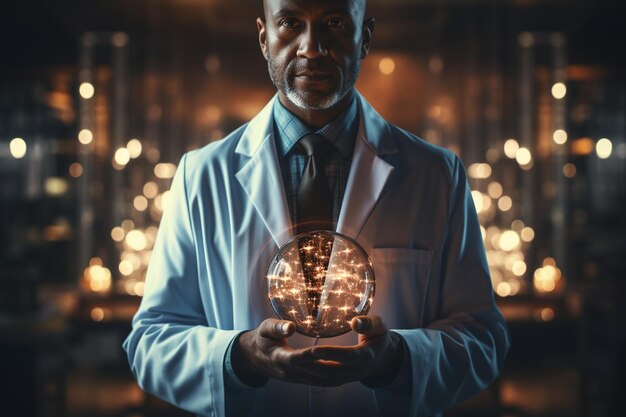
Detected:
left=297, top=24, right=328, bottom=59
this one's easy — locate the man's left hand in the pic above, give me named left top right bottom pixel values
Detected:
left=305, top=315, right=405, bottom=386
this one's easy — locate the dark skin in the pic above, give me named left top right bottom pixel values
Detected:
left=257, top=0, right=374, bottom=127
left=232, top=0, right=404, bottom=387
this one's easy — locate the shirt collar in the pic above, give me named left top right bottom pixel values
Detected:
left=273, top=95, right=358, bottom=159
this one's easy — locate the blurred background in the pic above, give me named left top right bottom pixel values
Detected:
left=1, top=0, right=625, bottom=416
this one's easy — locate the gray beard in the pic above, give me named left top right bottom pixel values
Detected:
left=267, top=57, right=360, bottom=111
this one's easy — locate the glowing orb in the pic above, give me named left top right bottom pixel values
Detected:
left=267, top=231, right=375, bottom=338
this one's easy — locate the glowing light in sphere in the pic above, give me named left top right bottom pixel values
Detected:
left=267, top=231, right=375, bottom=338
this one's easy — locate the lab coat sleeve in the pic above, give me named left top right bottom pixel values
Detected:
left=122, top=153, right=252, bottom=417
left=372, top=155, right=511, bottom=417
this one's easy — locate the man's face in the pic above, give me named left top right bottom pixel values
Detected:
left=258, top=0, right=372, bottom=111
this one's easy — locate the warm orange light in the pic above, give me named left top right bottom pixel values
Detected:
left=487, top=182, right=503, bottom=199
left=378, top=57, right=396, bottom=75
left=498, top=196, right=512, bottom=212
left=571, top=138, right=594, bottom=155
left=533, top=259, right=563, bottom=294
left=90, top=307, right=105, bottom=322
left=111, top=227, right=125, bottom=242
left=134, top=281, right=145, bottom=296
left=540, top=307, right=554, bottom=322
left=512, top=261, right=527, bottom=276
left=205, top=106, right=222, bottom=124
left=154, top=163, right=176, bottom=179
left=133, top=195, right=148, bottom=211
left=468, top=163, right=492, bottom=179
left=69, top=162, right=83, bottom=178
left=496, top=282, right=512, bottom=297
left=143, top=182, right=159, bottom=199
left=562, top=163, right=576, bottom=178
left=520, top=227, right=535, bottom=242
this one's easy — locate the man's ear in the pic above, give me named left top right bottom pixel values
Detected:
left=257, top=17, right=269, bottom=61
left=361, top=18, right=375, bottom=59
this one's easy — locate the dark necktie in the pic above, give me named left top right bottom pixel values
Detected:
left=296, top=133, right=334, bottom=235
left=295, top=134, right=334, bottom=321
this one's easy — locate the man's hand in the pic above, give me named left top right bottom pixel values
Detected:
left=309, top=315, right=405, bottom=386
left=233, top=318, right=341, bottom=386
left=232, top=316, right=405, bottom=387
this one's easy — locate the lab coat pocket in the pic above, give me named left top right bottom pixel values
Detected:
left=370, top=248, right=433, bottom=328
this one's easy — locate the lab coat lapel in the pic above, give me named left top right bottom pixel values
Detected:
left=337, top=93, right=397, bottom=239
left=235, top=97, right=293, bottom=248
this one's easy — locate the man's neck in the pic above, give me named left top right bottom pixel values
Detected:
left=277, top=90, right=355, bottom=129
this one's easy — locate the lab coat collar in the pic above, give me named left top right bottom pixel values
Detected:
left=235, top=91, right=397, bottom=247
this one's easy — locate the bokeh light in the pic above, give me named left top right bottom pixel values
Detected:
left=111, top=227, right=125, bottom=242
left=468, top=163, right=492, bottom=179
left=504, top=138, right=519, bottom=159
left=551, top=82, right=566, bottom=99
left=133, top=196, right=148, bottom=211
left=69, top=162, right=84, bottom=178
left=127, top=138, right=142, bottom=158
left=515, top=147, right=532, bottom=166
left=154, top=163, right=177, bottom=179
left=499, top=230, right=521, bottom=251
left=487, top=182, right=503, bottom=199
left=78, top=129, right=93, bottom=144
left=498, top=196, right=513, bottom=212
left=79, top=82, right=95, bottom=99
left=520, top=227, right=535, bottom=242
left=562, top=163, right=577, bottom=178
left=9, top=137, right=27, bottom=159
left=143, top=182, right=158, bottom=199
left=553, top=129, right=568, bottom=145
left=126, top=230, right=147, bottom=251
left=596, top=138, right=612, bottom=159
left=379, top=57, right=396, bottom=75
left=114, top=148, right=131, bottom=166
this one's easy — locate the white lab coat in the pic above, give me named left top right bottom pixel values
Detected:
left=124, top=92, right=510, bottom=417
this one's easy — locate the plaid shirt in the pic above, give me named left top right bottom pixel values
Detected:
left=273, top=97, right=358, bottom=230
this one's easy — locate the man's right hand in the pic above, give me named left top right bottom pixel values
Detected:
left=232, top=318, right=340, bottom=386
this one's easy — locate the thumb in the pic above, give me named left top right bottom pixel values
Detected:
left=258, top=318, right=295, bottom=339
left=351, top=315, right=387, bottom=337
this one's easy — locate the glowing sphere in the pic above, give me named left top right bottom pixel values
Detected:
left=267, top=231, right=375, bottom=338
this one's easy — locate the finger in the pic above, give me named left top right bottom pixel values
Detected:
left=351, top=315, right=387, bottom=337
left=283, top=347, right=318, bottom=366
left=259, top=318, right=295, bottom=339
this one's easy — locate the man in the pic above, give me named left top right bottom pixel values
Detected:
left=123, top=0, right=510, bottom=416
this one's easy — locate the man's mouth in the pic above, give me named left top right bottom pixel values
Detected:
left=295, top=72, right=333, bottom=83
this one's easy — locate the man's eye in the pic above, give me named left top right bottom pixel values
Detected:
left=280, top=19, right=300, bottom=29
left=326, top=18, right=346, bottom=29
